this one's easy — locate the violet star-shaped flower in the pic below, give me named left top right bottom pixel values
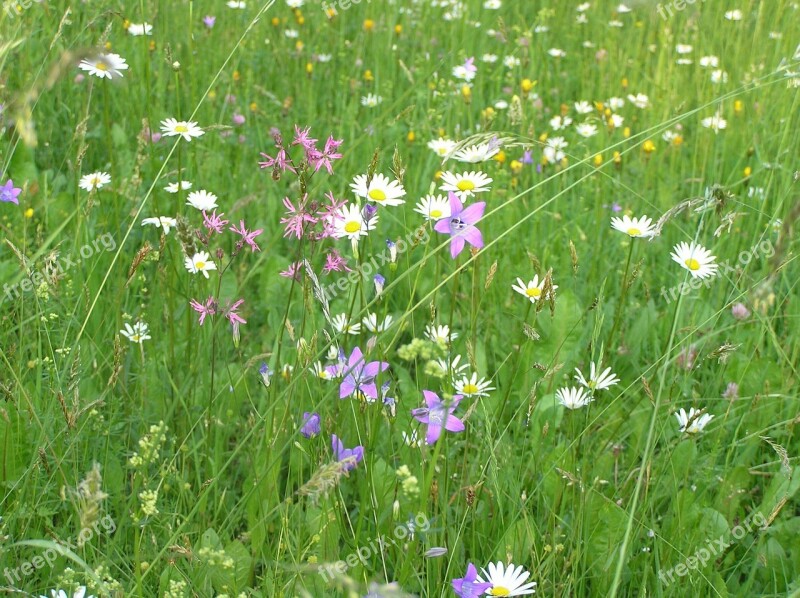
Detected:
left=331, top=434, right=364, bottom=471
left=452, top=563, right=492, bottom=598
left=434, top=192, right=485, bottom=259
left=339, top=346, right=389, bottom=401
left=411, top=390, right=465, bottom=445
left=0, top=180, right=21, bottom=204
left=300, top=412, right=321, bottom=438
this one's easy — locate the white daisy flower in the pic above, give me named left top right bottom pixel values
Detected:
left=675, top=407, right=714, bottom=434
left=79, top=171, right=111, bottom=191
left=710, top=69, right=728, bottom=84
left=164, top=181, right=192, bottom=193
left=670, top=242, right=718, bottom=279
left=483, top=0, right=501, bottom=8
left=311, top=361, right=332, bottom=380
left=141, top=216, right=177, bottom=235
left=439, top=170, right=493, bottom=200
left=607, top=96, right=625, bottom=110
left=610, top=214, right=655, bottom=238
left=362, top=312, right=393, bottom=333
left=556, top=386, right=593, bottom=410
left=676, top=44, right=693, bottom=54
left=511, top=275, right=557, bottom=302
left=724, top=9, right=742, bottom=20
left=699, top=55, right=719, bottom=68
left=286, top=0, right=304, bottom=6
left=350, top=173, right=406, bottom=206
left=549, top=115, right=573, bottom=131
left=127, top=22, right=153, bottom=36
left=452, top=64, right=477, bottom=82
left=330, top=313, right=361, bottom=335
left=574, top=100, right=594, bottom=114
left=477, top=562, right=538, bottom=596
left=547, top=48, right=566, bottom=58
left=78, top=53, right=129, bottom=79
left=227, top=0, right=247, bottom=8
left=184, top=251, right=217, bottom=278
left=428, top=137, right=457, bottom=157
left=361, top=93, right=383, bottom=107
left=120, top=321, right=151, bottom=344
left=503, top=55, right=521, bottom=68
left=332, top=203, right=377, bottom=240
left=453, top=142, right=501, bottom=163
left=454, top=372, right=495, bottom=398
left=701, top=112, right=727, bottom=133
left=543, top=136, right=568, bottom=163
left=575, top=122, right=598, bottom=138
left=482, top=53, right=498, bottom=63
left=160, top=118, right=205, bottom=142
left=414, top=194, right=451, bottom=220
left=186, top=190, right=218, bottom=211
left=608, top=113, right=625, bottom=128
left=627, top=93, right=650, bottom=109
left=425, top=324, right=458, bottom=344
left=574, top=362, right=620, bottom=391
left=616, top=3, right=632, bottom=12
left=432, top=354, right=470, bottom=377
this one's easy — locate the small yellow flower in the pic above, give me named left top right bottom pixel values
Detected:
left=594, top=101, right=605, bottom=112
left=521, top=78, right=534, bottom=93
left=24, top=208, right=34, bottom=218
left=325, top=7, right=337, bottom=18
left=104, top=41, right=112, bottom=50
left=123, top=19, right=131, bottom=29
left=538, top=132, right=548, bottom=142
left=407, top=131, right=415, bottom=142
left=483, top=106, right=496, bottom=119
left=233, top=70, right=241, bottom=82
left=209, top=90, right=217, bottom=100
left=671, top=134, right=684, bottom=147
left=434, top=170, right=443, bottom=180
left=744, top=166, right=752, bottom=177
left=461, top=85, right=471, bottom=102
left=510, top=160, right=523, bottom=174
left=621, top=77, right=628, bottom=88
left=560, top=103, right=569, bottom=116
left=148, top=40, right=156, bottom=52
left=394, top=24, right=402, bottom=34
left=364, top=19, right=375, bottom=31
left=494, top=150, right=506, bottom=163
left=593, top=154, right=603, bottom=167
left=250, top=101, right=258, bottom=112
left=295, top=13, right=305, bottom=25
left=604, top=107, right=612, bottom=117
left=364, top=69, right=374, bottom=82
left=295, top=40, right=304, bottom=51
left=613, top=151, right=622, bottom=165
left=271, top=17, right=281, bottom=26
left=438, top=127, right=446, bottom=137
left=623, top=127, right=631, bottom=138
left=734, top=100, right=743, bottom=115
left=642, top=140, right=656, bottom=154
left=306, top=62, right=313, bottom=74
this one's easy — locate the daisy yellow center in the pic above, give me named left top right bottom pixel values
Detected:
left=438, top=148, right=447, bottom=155
left=368, top=189, right=387, bottom=201
left=526, top=287, right=542, bottom=298
left=196, top=261, right=206, bottom=269
left=96, top=62, right=108, bottom=71
left=430, top=209, right=443, bottom=218
left=490, top=588, right=510, bottom=597
left=588, top=380, right=597, bottom=389
left=131, top=334, right=141, bottom=341
left=174, top=125, right=188, bottom=133
left=462, top=383, right=479, bottom=394
left=344, top=221, right=361, bottom=234
left=627, top=227, right=641, bottom=236
left=457, top=180, right=475, bottom=192
left=91, top=177, right=101, bottom=185
left=685, top=258, right=701, bottom=271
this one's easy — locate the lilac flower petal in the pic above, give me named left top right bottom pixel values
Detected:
left=450, top=236, right=466, bottom=258
left=340, top=376, right=356, bottom=398
left=426, top=423, right=442, bottom=444
left=461, top=226, right=484, bottom=249
left=423, top=390, right=439, bottom=408
left=460, top=201, right=486, bottom=224
left=445, top=414, right=465, bottom=433
left=361, top=381, right=379, bottom=399
left=447, top=191, right=463, bottom=214
left=434, top=218, right=451, bottom=234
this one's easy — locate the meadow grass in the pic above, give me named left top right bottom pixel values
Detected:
left=1, top=0, right=799, bottom=596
